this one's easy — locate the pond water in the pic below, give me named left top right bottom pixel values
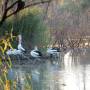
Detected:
left=8, top=49, right=90, bottom=90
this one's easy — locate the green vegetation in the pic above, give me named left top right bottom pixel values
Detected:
left=0, top=7, right=49, bottom=49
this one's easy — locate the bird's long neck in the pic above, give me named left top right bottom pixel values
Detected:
left=18, top=41, right=22, bottom=45
left=34, top=46, right=38, bottom=50
left=18, top=34, right=22, bottom=45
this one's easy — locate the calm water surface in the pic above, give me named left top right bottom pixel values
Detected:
left=9, top=50, right=90, bottom=90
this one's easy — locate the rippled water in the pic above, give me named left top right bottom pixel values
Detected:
left=9, top=50, right=90, bottom=90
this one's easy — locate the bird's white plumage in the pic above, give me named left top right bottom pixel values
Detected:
left=6, top=34, right=25, bottom=55
left=30, top=46, right=42, bottom=58
left=18, top=43, right=25, bottom=51
left=30, top=50, right=40, bottom=58
left=18, top=34, right=25, bottom=51
left=47, top=47, right=59, bottom=55
left=6, top=49, right=22, bottom=55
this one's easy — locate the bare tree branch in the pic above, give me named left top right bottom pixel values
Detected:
left=6, top=1, right=18, bottom=11
left=0, top=0, right=52, bottom=27
left=43, top=0, right=51, bottom=20
left=7, top=0, right=51, bottom=18
left=0, top=0, right=9, bottom=25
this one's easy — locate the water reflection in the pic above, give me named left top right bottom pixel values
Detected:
left=8, top=49, right=90, bottom=90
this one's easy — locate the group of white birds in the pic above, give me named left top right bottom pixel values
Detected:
left=6, top=35, right=60, bottom=58
left=6, top=35, right=26, bottom=55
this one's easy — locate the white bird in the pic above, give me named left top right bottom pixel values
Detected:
left=17, top=34, right=26, bottom=52
left=30, top=46, right=42, bottom=58
left=47, top=47, right=60, bottom=57
left=6, top=49, right=22, bottom=55
left=13, top=49, right=22, bottom=55
left=6, top=34, right=25, bottom=55
left=18, top=43, right=25, bottom=52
